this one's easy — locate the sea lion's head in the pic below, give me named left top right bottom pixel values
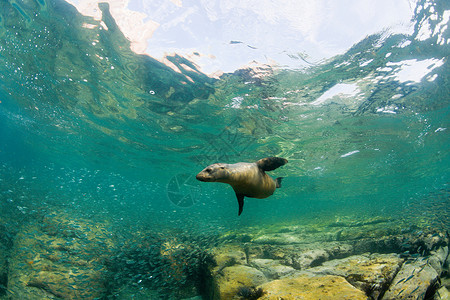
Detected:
left=196, top=163, right=231, bottom=183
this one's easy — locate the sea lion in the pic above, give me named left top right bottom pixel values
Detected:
left=196, top=157, right=288, bottom=216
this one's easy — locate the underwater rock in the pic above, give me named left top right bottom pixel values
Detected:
left=428, top=246, right=449, bottom=275
left=423, top=232, right=448, bottom=251
left=382, top=245, right=448, bottom=300
left=328, top=216, right=392, bottom=228
left=259, top=242, right=353, bottom=270
left=250, top=227, right=347, bottom=245
left=383, top=258, right=439, bottom=300
left=215, top=225, right=450, bottom=299
left=345, top=228, right=448, bottom=256
left=304, top=253, right=403, bottom=299
left=444, top=277, right=450, bottom=291
left=207, top=223, right=450, bottom=299
left=436, top=286, right=450, bottom=300
left=250, top=258, right=295, bottom=279
left=257, top=273, right=368, bottom=300
left=287, top=248, right=330, bottom=270
left=235, top=215, right=446, bottom=251
left=211, top=265, right=267, bottom=300
left=6, top=212, right=114, bottom=299
left=442, top=252, right=450, bottom=292
left=211, top=245, right=247, bottom=268
left=252, top=233, right=303, bottom=244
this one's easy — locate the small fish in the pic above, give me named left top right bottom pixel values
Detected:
left=409, top=286, right=420, bottom=295
left=397, top=288, right=406, bottom=296
left=395, top=277, right=406, bottom=285
left=400, top=250, right=410, bottom=257
left=418, top=263, right=427, bottom=273
left=404, top=274, right=414, bottom=283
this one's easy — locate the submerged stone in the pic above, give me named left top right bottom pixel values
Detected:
left=428, top=246, right=449, bottom=275
left=211, top=245, right=247, bottom=268
left=258, top=274, right=368, bottom=300
left=436, top=286, right=450, bottom=300
left=250, top=258, right=295, bottom=279
left=6, top=212, right=113, bottom=299
left=211, top=265, right=267, bottom=300
left=252, top=233, right=303, bottom=245
left=287, top=248, right=330, bottom=269
left=383, top=259, right=439, bottom=300
left=206, top=223, right=449, bottom=299
left=304, top=253, right=403, bottom=299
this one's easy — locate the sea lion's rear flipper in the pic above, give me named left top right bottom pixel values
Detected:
left=256, top=157, right=288, bottom=172
left=275, top=177, right=283, bottom=188
left=236, top=193, right=245, bottom=216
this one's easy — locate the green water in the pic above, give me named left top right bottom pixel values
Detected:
left=0, top=0, right=449, bottom=298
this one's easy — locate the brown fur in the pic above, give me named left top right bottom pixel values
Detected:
left=196, top=157, right=287, bottom=215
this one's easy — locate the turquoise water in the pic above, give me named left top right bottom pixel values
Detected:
left=0, top=0, right=449, bottom=298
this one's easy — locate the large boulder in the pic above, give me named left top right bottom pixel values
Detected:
left=258, top=274, right=368, bottom=300
left=383, top=259, right=439, bottom=300
left=250, top=258, right=295, bottom=279
left=305, top=253, right=403, bottom=299
left=249, top=242, right=354, bottom=270
left=436, top=286, right=450, bottom=300
left=210, top=244, right=247, bottom=268
left=382, top=245, right=448, bottom=300
left=6, top=212, right=114, bottom=299
left=211, top=265, right=267, bottom=300
left=205, top=221, right=450, bottom=299
left=286, top=248, right=330, bottom=269
left=428, top=246, right=449, bottom=275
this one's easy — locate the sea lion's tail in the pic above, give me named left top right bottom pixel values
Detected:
left=275, top=177, right=283, bottom=188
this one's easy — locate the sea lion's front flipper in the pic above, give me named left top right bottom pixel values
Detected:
left=256, top=157, right=288, bottom=172
left=236, top=193, right=245, bottom=216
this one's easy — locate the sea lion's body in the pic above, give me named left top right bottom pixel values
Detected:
left=196, top=157, right=288, bottom=215
left=219, top=162, right=277, bottom=198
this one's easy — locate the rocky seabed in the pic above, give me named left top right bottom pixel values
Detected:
left=205, top=220, right=450, bottom=300
left=0, top=213, right=449, bottom=300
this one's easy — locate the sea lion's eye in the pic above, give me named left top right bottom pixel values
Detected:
left=206, top=168, right=212, bottom=173
left=220, top=167, right=225, bottom=169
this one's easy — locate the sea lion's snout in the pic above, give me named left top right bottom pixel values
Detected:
left=196, top=164, right=228, bottom=182
left=195, top=171, right=209, bottom=182
left=196, top=167, right=214, bottom=182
